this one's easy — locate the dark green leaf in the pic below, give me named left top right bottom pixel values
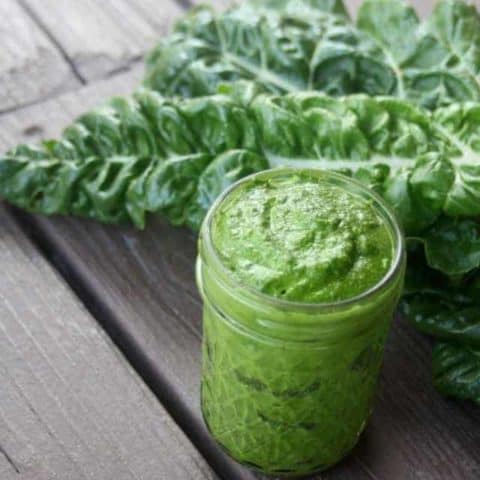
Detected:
left=402, top=294, right=480, bottom=347
left=422, top=216, right=480, bottom=276
left=433, top=341, right=480, bottom=405
left=186, top=150, right=269, bottom=230
left=143, top=0, right=480, bottom=108
left=144, top=1, right=397, bottom=99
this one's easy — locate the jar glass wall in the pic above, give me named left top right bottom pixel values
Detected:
left=196, top=168, right=406, bottom=477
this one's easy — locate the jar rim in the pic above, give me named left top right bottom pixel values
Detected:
left=201, top=167, right=405, bottom=314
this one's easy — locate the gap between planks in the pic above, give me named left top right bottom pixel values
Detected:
left=0, top=0, right=80, bottom=113
left=16, top=0, right=87, bottom=84
left=0, top=0, right=232, bottom=116
left=0, top=0, right=191, bottom=114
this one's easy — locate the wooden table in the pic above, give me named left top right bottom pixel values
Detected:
left=0, top=1, right=479, bottom=479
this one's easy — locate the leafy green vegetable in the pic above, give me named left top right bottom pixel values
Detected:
left=402, top=294, right=480, bottom=347
left=421, top=217, right=480, bottom=276
left=433, top=342, right=480, bottom=404
left=144, top=0, right=480, bottom=108
left=402, top=250, right=480, bottom=404
left=357, top=0, right=480, bottom=108
left=2, top=88, right=480, bottom=262
left=144, top=0, right=368, bottom=97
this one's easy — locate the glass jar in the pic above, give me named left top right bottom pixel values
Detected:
left=196, top=168, right=405, bottom=477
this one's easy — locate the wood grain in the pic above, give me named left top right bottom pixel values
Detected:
left=18, top=0, right=185, bottom=81
left=0, top=0, right=79, bottom=113
left=0, top=204, right=218, bottom=480
left=0, top=71, right=479, bottom=480
left=0, top=64, right=143, bottom=148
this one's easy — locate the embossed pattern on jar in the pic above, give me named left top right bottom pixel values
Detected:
left=197, top=168, right=406, bottom=477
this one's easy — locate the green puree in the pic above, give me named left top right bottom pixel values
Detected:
left=211, top=172, right=393, bottom=302
left=199, top=170, right=403, bottom=476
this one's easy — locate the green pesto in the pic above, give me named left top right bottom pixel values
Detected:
left=210, top=172, right=394, bottom=303
left=198, top=169, right=405, bottom=476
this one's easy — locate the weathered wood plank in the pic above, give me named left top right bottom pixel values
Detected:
left=19, top=0, right=185, bottom=81
left=0, top=205, right=218, bottom=479
left=0, top=0, right=79, bottom=112
left=0, top=71, right=479, bottom=480
left=0, top=64, right=143, bottom=147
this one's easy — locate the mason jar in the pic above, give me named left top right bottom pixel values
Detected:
left=196, top=168, right=406, bottom=477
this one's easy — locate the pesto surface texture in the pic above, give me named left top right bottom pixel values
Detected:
left=211, top=171, right=394, bottom=303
